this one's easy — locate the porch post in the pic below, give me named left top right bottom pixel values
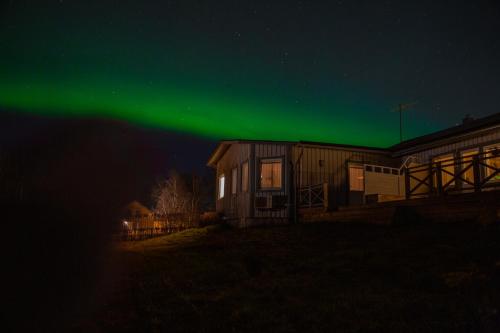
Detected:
left=436, top=162, right=443, bottom=195
left=405, top=167, right=411, bottom=199
left=473, top=155, right=481, bottom=193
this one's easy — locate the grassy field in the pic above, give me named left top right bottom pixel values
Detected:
left=81, top=222, right=500, bottom=332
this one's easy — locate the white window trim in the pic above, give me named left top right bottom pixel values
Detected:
left=218, top=174, right=225, bottom=199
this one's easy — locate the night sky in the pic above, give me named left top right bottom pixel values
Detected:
left=2, top=0, right=500, bottom=150
left=2, top=3, right=500, bottom=328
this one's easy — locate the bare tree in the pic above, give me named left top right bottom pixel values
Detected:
left=152, top=169, right=191, bottom=216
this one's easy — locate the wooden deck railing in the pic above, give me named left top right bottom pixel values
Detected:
left=297, top=183, right=328, bottom=209
left=405, top=151, right=500, bottom=199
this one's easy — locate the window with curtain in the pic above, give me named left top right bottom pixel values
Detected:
left=260, top=158, right=282, bottom=189
left=461, top=150, right=479, bottom=185
left=231, top=167, right=237, bottom=194
left=433, top=154, right=455, bottom=186
left=241, top=161, right=249, bottom=192
left=484, top=146, right=500, bottom=182
left=218, top=174, right=225, bottom=199
left=349, top=166, right=364, bottom=191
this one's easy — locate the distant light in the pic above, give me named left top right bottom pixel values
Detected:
left=123, top=220, right=129, bottom=226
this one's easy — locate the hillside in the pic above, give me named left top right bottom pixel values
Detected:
left=81, top=222, right=500, bottom=332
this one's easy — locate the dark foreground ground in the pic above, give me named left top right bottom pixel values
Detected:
left=80, top=222, right=500, bottom=332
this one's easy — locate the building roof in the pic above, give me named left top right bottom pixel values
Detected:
left=207, top=112, right=500, bottom=167
left=123, top=200, right=153, bottom=217
left=389, top=112, right=500, bottom=155
left=206, top=139, right=389, bottom=167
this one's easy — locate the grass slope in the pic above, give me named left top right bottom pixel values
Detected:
left=83, top=223, right=500, bottom=332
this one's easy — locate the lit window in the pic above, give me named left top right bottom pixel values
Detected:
left=349, top=166, right=364, bottom=191
left=484, top=146, right=500, bottom=182
left=461, top=150, right=479, bottom=185
left=260, top=158, right=282, bottom=189
left=218, top=174, right=225, bottom=199
left=231, top=167, right=237, bottom=194
left=241, top=161, right=249, bottom=192
left=433, top=154, right=455, bottom=186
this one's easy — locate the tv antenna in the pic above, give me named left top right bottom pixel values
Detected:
left=392, top=101, right=417, bottom=142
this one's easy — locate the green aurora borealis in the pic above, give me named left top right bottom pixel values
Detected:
left=4, top=1, right=489, bottom=147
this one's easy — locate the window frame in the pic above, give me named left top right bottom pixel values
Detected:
left=218, top=173, right=225, bottom=199
left=258, top=156, right=284, bottom=191
left=460, top=149, right=479, bottom=186
left=483, top=145, right=500, bottom=182
left=348, top=164, right=365, bottom=192
left=432, top=153, right=456, bottom=187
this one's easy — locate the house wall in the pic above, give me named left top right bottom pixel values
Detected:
left=252, top=143, right=292, bottom=223
left=399, top=127, right=500, bottom=163
left=215, top=142, right=292, bottom=226
left=292, top=145, right=399, bottom=207
left=398, top=126, right=500, bottom=196
left=215, top=143, right=251, bottom=222
left=365, top=172, right=403, bottom=196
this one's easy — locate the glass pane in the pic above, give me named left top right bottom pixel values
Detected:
left=433, top=155, right=455, bottom=186
left=272, top=162, right=282, bottom=188
left=218, top=175, right=225, bottom=199
left=485, top=146, right=500, bottom=181
left=260, top=159, right=282, bottom=189
left=461, top=150, right=478, bottom=185
left=349, top=167, right=364, bottom=191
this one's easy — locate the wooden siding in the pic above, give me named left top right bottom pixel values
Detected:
left=215, top=143, right=251, bottom=221
left=292, top=145, right=398, bottom=207
left=401, top=128, right=500, bottom=197
left=400, top=127, right=500, bottom=163
left=253, top=143, right=292, bottom=220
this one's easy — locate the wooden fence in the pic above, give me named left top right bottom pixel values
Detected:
left=116, top=214, right=199, bottom=241
left=405, top=151, right=500, bottom=199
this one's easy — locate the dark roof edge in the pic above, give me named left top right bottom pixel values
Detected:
left=390, top=112, right=500, bottom=155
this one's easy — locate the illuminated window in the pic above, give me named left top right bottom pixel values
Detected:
left=349, top=166, right=364, bottom=191
left=231, top=167, right=237, bottom=194
left=484, top=146, right=500, bottom=182
left=218, top=174, right=225, bottom=199
left=461, top=150, right=479, bottom=185
left=241, top=161, right=249, bottom=192
left=260, top=158, right=282, bottom=189
left=433, top=154, right=455, bottom=186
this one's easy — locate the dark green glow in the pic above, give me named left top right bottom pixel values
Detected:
left=0, top=2, right=439, bottom=147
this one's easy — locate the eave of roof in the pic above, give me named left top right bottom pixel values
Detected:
left=389, top=112, right=500, bottom=155
left=206, top=139, right=390, bottom=167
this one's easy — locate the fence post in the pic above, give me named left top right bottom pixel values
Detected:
left=473, top=155, right=481, bottom=192
left=405, top=167, right=411, bottom=199
left=435, top=162, right=443, bottom=195
left=427, top=162, right=434, bottom=195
